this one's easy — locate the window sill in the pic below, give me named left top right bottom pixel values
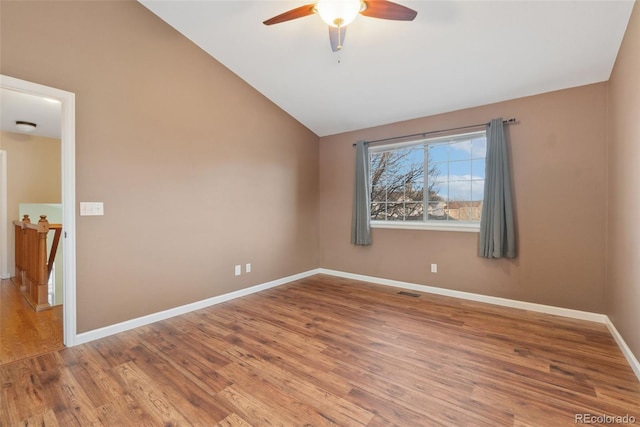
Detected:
left=371, top=220, right=480, bottom=233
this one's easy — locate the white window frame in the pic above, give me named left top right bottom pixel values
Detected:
left=369, top=130, right=486, bottom=233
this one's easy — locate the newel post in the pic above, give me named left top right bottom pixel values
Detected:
left=21, top=215, right=31, bottom=278
left=13, top=215, right=31, bottom=289
left=34, top=215, right=50, bottom=305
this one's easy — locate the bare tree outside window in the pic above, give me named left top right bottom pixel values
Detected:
left=369, top=132, right=486, bottom=224
left=370, top=145, right=442, bottom=221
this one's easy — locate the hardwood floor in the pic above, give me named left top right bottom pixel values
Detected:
left=1, top=274, right=639, bottom=426
left=0, top=279, right=63, bottom=366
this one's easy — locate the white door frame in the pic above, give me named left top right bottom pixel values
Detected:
left=0, top=150, right=7, bottom=279
left=0, top=74, right=77, bottom=346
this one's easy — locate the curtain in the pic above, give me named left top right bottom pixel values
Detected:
left=479, top=118, right=516, bottom=258
left=351, top=140, right=372, bottom=246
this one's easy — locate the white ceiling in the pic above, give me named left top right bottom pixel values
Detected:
left=139, top=0, right=634, bottom=137
left=0, top=88, right=62, bottom=139
left=1, top=2, right=633, bottom=140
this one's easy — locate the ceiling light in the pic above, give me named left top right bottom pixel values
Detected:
left=15, top=121, right=37, bottom=132
left=316, top=0, right=362, bottom=28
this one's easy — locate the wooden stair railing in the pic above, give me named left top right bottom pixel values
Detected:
left=12, top=214, right=63, bottom=312
left=13, top=214, right=30, bottom=291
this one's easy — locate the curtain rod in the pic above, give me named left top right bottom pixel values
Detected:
left=352, top=118, right=518, bottom=147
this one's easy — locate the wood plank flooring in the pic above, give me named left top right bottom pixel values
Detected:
left=0, top=279, right=63, bottom=365
left=1, top=274, right=639, bottom=426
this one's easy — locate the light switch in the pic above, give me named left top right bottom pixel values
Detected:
left=80, top=202, right=104, bottom=216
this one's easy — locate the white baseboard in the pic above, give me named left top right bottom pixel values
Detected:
left=605, top=317, right=640, bottom=381
left=72, top=267, right=640, bottom=383
left=318, top=268, right=639, bottom=383
left=318, top=268, right=607, bottom=322
left=74, top=268, right=321, bottom=345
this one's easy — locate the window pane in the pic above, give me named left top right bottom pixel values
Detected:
left=428, top=144, right=448, bottom=163
left=428, top=200, right=448, bottom=220
left=393, top=146, right=423, bottom=177
left=404, top=203, right=423, bottom=221
left=371, top=202, right=386, bottom=220
left=429, top=183, right=448, bottom=202
left=449, top=140, right=472, bottom=161
left=449, top=180, right=471, bottom=202
left=448, top=201, right=468, bottom=221
left=371, top=175, right=388, bottom=201
left=385, top=203, right=403, bottom=221
left=404, top=182, right=424, bottom=202
left=370, top=189, right=386, bottom=203
left=471, top=159, right=485, bottom=179
left=471, top=137, right=487, bottom=159
left=430, top=162, right=448, bottom=184
left=369, top=152, right=386, bottom=177
left=471, top=179, right=485, bottom=201
left=449, top=160, right=472, bottom=178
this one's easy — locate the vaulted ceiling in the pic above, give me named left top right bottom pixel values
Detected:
left=139, top=0, right=634, bottom=137
left=1, top=2, right=634, bottom=139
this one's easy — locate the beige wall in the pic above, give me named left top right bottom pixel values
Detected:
left=2, top=0, right=635, bottom=362
left=320, top=83, right=608, bottom=313
left=0, top=1, right=319, bottom=332
left=0, top=131, right=61, bottom=277
left=607, top=2, right=640, bottom=358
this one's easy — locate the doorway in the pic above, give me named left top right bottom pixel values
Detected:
left=0, top=75, right=76, bottom=348
left=0, top=150, right=6, bottom=279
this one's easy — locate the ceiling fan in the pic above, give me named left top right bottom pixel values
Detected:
left=263, top=0, right=417, bottom=52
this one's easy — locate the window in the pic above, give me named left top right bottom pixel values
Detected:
left=369, top=131, right=486, bottom=232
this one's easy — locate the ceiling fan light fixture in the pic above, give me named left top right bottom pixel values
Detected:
left=316, top=0, right=362, bottom=27
left=15, top=121, right=37, bottom=133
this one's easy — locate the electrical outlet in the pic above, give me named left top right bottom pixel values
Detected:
left=431, top=263, right=438, bottom=273
left=245, top=263, right=251, bottom=273
left=234, top=265, right=241, bottom=276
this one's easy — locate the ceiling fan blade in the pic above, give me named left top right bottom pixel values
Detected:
left=263, top=4, right=316, bottom=25
left=329, top=26, right=347, bottom=52
left=361, top=1, right=417, bottom=21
